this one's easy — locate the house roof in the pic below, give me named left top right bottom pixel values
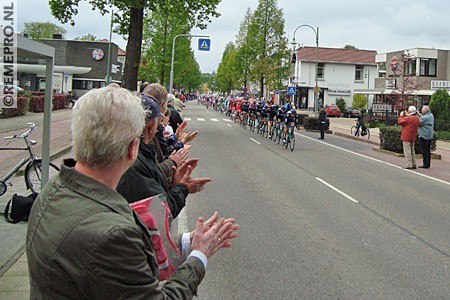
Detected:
left=297, top=46, right=377, bottom=64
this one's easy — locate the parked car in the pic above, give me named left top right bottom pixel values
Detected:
left=0, top=84, right=23, bottom=92
left=343, top=107, right=362, bottom=118
left=325, top=105, right=341, bottom=117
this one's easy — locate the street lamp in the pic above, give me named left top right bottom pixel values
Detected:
left=169, top=33, right=209, bottom=94
left=291, top=24, right=319, bottom=113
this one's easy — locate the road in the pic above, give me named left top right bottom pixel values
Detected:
left=178, top=101, right=450, bottom=299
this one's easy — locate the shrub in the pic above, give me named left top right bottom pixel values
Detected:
left=352, top=94, right=367, bottom=110
left=0, top=96, right=27, bottom=118
left=303, top=116, right=329, bottom=130
left=52, top=94, right=69, bottom=110
left=379, top=126, right=437, bottom=154
left=297, top=114, right=309, bottom=127
left=335, top=97, right=346, bottom=113
left=29, top=95, right=45, bottom=113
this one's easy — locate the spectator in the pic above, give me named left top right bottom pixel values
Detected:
left=398, top=106, right=420, bottom=169
left=168, top=93, right=184, bottom=132
left=318, top=105, right=327, bottom=139
left=26, top=85, right=238, bottom=299
left=418, top=105, right=434, bottom=168
left=117, top=94, right=210, bottom=217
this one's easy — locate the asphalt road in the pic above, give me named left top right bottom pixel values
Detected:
left=179, top=101, right=450, bottom=299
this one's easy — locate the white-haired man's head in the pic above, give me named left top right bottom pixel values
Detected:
left=72, top=86, right=145, bottom=167
left=408, top=106, right=417, bottom=114
left=421, top=105, right=430, bottom=113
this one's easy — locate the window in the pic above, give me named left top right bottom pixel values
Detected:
left=405, top=60, right=416, bottom=75
left=355, top=65, right=363, bottom=81
left=73, top=80, right=103, bottom=90
left=377, top=62, right=386, bottom=78
left=317, top=63, right=324, bottom=79
left=419, top=58, right=437, bottom=77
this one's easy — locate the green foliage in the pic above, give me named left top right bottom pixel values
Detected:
left=23, top=22, right=67, bottom=40
left=379, top=126, right=437, bottom=154
left=216, top=43, right=240, bottom=93
left=303, top=117, right=329, bottom=131
left=244, top=0, right=288, bottom=96
left=352, top=94, right=367, bottom=109
left=343, top=45, right=357, bottom=50
left=335, top=97, right=346, bottom=112
left=75, top=33, right=98, bottom=41
left=437, top=131, right=450, bottom=140
left=429, top=89, right=450, bottom=131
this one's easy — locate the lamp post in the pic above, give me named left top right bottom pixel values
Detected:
left=291, top=24, right=319, bottom=113
left=169, top=33, right=209, bottom=94
left=105, top=9, right=113, bottom=85
left=364, top=67, right=370, bottom=110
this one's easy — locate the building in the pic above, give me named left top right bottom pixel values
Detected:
left=369, top=48, right=450, bottom=110
left=290, top=46, right=377, bottom=110
left=17, top=36, right=123, bottom=95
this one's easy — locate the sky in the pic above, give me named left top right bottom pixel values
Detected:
left=18, top=0, right=450, bottom=74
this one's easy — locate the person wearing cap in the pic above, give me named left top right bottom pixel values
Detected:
left=398, top=105, right=420, bottom=169
left=117, top=94, right=211, bottom=218
left=418, top=105, right=434, bottom=168
left=26, top=86, right=239, bottom=299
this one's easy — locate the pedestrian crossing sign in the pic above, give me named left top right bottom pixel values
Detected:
left=198, top=39, right=211, bottom=51
left=287, top=86, right=296, bottom=95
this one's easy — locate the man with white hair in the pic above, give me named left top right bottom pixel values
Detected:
left=398, top=105, right=420, bottom=169
left=418, top=105, right=434, bottom=168
left=26, top=86, right=239, bottom=299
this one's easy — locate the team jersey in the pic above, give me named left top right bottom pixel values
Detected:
left=241, top=102, right=250, bottom=112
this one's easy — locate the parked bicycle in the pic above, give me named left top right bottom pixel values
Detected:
left=350, top=120, right=370, bottom=140
left=0, top=122, right=59, bottom=196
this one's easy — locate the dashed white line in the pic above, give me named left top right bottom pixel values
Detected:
left=222, top=118, right=233, bottom=122
left=315, top=177, right=359, bottom=203
left=211, top=118, right=219, bottom=122
left=227, top=124, right=232, bottom=128
left=250, top=138, right=261, bottom=145
left=184, top=117, right=192, bottom=121
left=197, top=118, right=205, bottom=122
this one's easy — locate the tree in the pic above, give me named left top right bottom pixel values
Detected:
left=429, top=89, right=450, bottom=131
left=235, top=8, right=255, bottom=94
left=216, top=42, right=240, bottom=93
left=388, top=52, right=422, bottom=111
left=343, top=45, right=357, bottom=50
left=23, top=22, right=67, bottom=40
left=246, top=0, right=288, bottom=98
left=335, top=97, right=346, bottom=112
left=49, top=0, right=221, bottom=91
left=75, top=33, right=98, bottom=41
left=352, top=94, right=367, bottom=109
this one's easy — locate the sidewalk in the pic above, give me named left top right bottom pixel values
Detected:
left=0, top=112, right=449, bottom=299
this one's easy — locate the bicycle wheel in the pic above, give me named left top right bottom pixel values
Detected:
left=362, top=128, right=370, bottom=140
left=285, top=136, right=289, bottom=149
left=290, top=134, right=295, bottom=151
left=25, top=159, right=60, bottom=193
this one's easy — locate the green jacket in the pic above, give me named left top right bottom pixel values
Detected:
left=26, top=159, right=205, bottom=300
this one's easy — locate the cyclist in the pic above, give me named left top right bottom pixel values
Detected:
left=282, top=108, right=296, bottom=143
left=259, top=105, right=270, bottom=135
left=268, top=104, right=279, bottom=139
left=354, top=111, right=366, bottom=136
left=241, top=99, right=250, bottom=126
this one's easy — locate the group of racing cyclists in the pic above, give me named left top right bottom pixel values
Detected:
left=206, top=95, right=300, bottom=149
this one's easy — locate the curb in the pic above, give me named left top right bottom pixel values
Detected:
left=372, top=147, right=442, bottom=160
left=334, top=131, right=380, bottom=146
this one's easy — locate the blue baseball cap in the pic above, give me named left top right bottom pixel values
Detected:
left=141, top=93, right=164, bottom=120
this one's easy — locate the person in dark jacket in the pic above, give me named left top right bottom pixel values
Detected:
left=26, top=85, right=239, bottom=299
left=168, top=93, right=184, bottom=132
left=318, top=106, right=327, bottom=139
left=117, top=95, right=211, bottom=218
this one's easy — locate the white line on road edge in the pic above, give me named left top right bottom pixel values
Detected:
left=315, top=177, right=359, bottom=203
left=227, top=124, right=232, bottom=128
left=296, top=132, right=450, bottom=187
left=250, top=138, right=261, bottom=145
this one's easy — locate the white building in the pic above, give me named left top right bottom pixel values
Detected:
left=290, top=46, right=377, bottom=110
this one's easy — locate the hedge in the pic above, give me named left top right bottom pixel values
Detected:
left=0, top=96, right=27, bottom=118
left=303, top=116, right=330, bottom=130
left=379, top=126, right=437, bottom=154
left=297, top=114, right=309, bottom=127
left=0, top=93, right=69, bottom=117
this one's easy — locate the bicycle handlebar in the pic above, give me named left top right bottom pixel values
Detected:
left=3, top=122, right=36, bottom=140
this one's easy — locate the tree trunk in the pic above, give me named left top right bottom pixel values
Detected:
left=259, top=75, right=264, bottom=98
left=122, top=7, right=144, bottom=91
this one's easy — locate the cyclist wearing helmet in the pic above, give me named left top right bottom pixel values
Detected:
left=268, top=104, right=279, bottom=139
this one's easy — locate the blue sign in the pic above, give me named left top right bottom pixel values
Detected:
left=275, top=89, right=280, bottom=95
left=287, top=86, right=296, bottom=95
left=198, top=39, right=211, bottom=51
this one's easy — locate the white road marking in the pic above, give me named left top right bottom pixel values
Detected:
left=315, top=177, right=359, bottom=203
left=223, top=118, right=233, bottom=122
left=211, top=118, right=219, bottom=122
left=250, top=138, right=261, bottom=145
left=295, top=132, right=450, bottom=187
left=184, top=117, right=192, bottom=121
left=177, top=209, right=188, bottom=234
left=197, top=118, right=205, bottom=122
left=227, top=124, right=232, bottom=128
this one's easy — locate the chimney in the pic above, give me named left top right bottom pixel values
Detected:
left=53, top=33, right=63, bottom=39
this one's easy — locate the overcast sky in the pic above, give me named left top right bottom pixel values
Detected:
left=18, top=0, right=450, bottom=73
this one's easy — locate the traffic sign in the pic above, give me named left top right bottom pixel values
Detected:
left=275, top=89, right=280, bottom=95
left=313, top=85, right=320, bottom=93
left=287, top=86, right=296, bottom=95
left=198, top=39, right=211, bottom=51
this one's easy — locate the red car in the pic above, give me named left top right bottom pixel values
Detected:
left=325, top=105, right=341, bottom=117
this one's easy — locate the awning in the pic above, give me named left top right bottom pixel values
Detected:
left=17, top=63, right=91, bottom=75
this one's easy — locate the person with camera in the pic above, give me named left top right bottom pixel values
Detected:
left=398, top=106, right=420, bottom=169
